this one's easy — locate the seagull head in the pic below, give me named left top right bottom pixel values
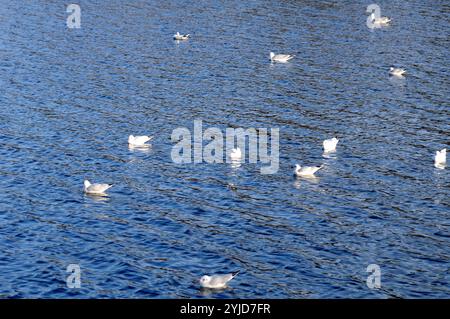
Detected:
left=128, top=135, right=134, bottom=143
left=199, top=275, right=211, bottom=286
left=270, top=52, right=275, bottom=60
left=84, top=180, right=91, bottom=188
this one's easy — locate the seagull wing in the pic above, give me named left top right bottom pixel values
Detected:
left=87, top=183, right=112, bottom=193
left=302, top=166, right=323, bottom=175
left=209, top=273, right=235, bottom=287
left=134, top=136, right=153, bottom=145
left=275, top=54, right=294, bottom=61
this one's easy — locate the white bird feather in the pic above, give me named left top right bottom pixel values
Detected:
left=230, top=148, right=242, bottom=161
left=323, top=137, right=339, bottom=153
left=84, top=180, right=113, bottom=195
left=389, top=67, right=406, bottom=77
left=199, top=271, right=239, bottom=289
left=270, top=52, right=294, bottom=63
left=294, top=164, right=324, bottom=177
left=128, top=135, right=153, bottom=146
left=434, top=148, right=446, bottom=168
left=173, top=32, right=190, bottom=40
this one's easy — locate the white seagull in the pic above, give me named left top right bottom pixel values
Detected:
left=294, top=164, right=324, bottom=177
left=434, top=148, right=446, bottom=168
left=84, top=180, right=113, bottom=195
left=128, top=135, right=153, bottom=146
left=370, top=12, right=391, bottom=27
left=270, top=52, right=294, bottom=63
left=389, top=67, right=406, bottom=77
left=230, top=148, right=242, bottom=161
left=173, top=32, right=190, bottom=40
left=199, top=271, right=239, bottom=289
left=323, top=137, right=339, bottom=153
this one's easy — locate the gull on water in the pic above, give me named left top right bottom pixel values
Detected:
left=199, top=271, right=240, bottom=289
left=270, top=52, right=294, bottom=63
left=323, top=137, right=339, bottom=153
left=389, top=67, right=406, bottom=77
left=84, top=180, right=113, bottom=195
left=370, top=12, right=391, bottom=27
left=435, top=148, right=446, bottom=168
left=128, top=135, right=153, bottom=146
left=173, top=32, right=190, bottom=40
left=294, top=164, right=324, bottom=177
left=230, top=148, right=242, bottom=161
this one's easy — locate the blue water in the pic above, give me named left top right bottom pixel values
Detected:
left=0, top=0, right=449, bottom=298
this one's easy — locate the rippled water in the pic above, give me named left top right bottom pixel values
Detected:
left=0, top=0, right=449, bottom=298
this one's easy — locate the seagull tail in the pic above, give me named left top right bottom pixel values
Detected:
left=231, top=270, right=240, bottom=278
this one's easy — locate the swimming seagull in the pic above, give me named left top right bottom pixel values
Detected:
left=230, top=148, right=242, bottom=161
left=173, top=32, right=190, bottom=40
left=84, top=180, right=113, bottom=195
left=128, top=135, right=153, bottom=146
left=294, top=164, right=324, bottom=177
left=323, top=137, right=339, bottom=153
left=370, top=12, right=391, bottom=27
left=434, top=148, right=446, bottom=168
left=270, top=52, right=294, bottom=63
left=389, top=67, right=406, bottom=77
left=199, top=271, right=240, bottom=289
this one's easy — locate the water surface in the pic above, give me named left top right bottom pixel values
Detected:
left=0, top=0, right=449, bottom=298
